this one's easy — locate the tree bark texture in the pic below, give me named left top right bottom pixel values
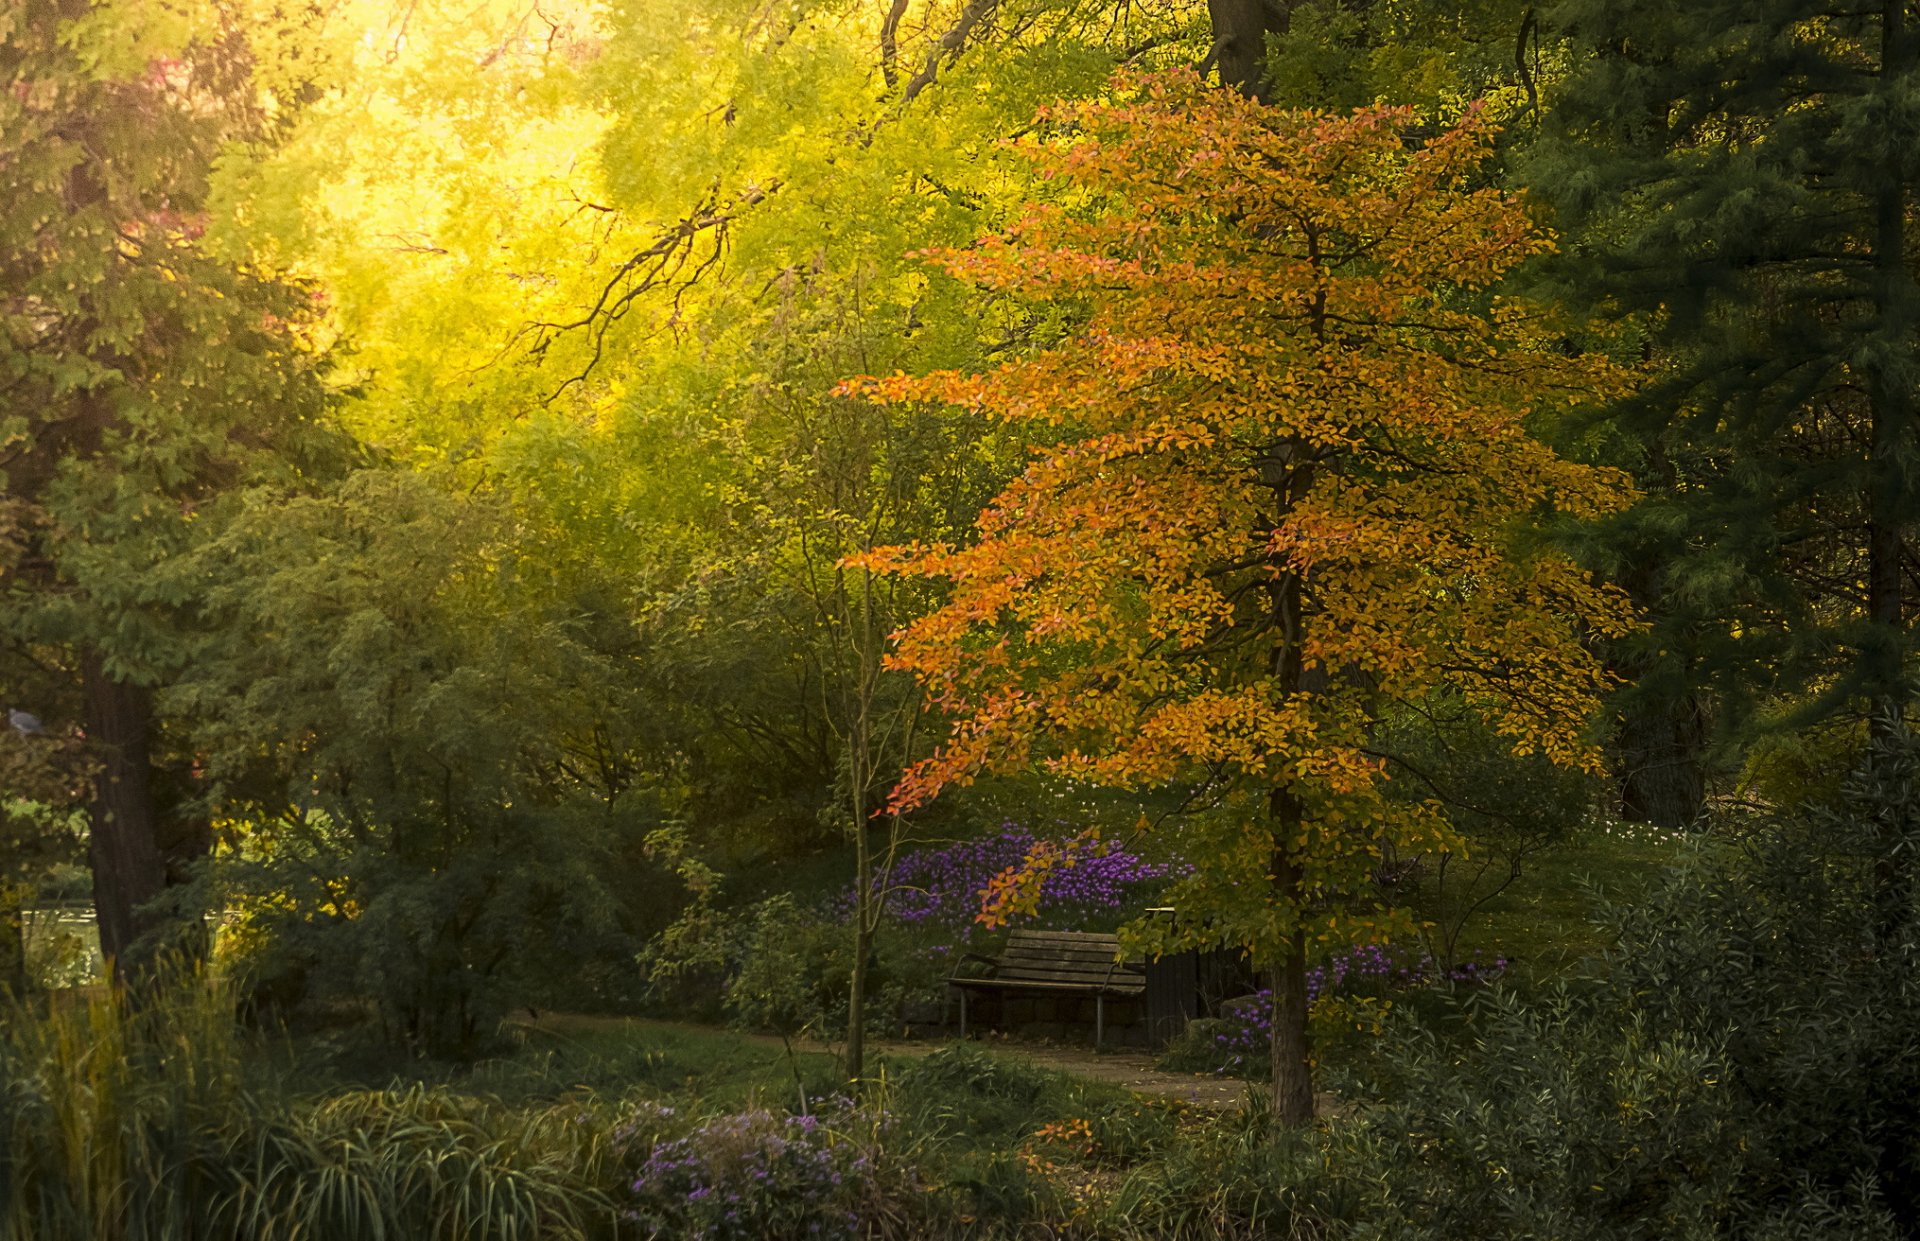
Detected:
left=1866, top=0, right=1915, bottom=740
left=1266, top=829, right=1315, bottom=1125
left=1264, top=442, right=1317, bottom=1126
left=82, top=651, right=168, bottom=973
left=1615, top=691, right=1709, bottom=829
left=1206, top=0, right=1291, bottom=99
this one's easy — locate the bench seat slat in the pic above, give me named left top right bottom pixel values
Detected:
left=990, top=952, right=1121, bottom=964
left=950, top=928, right=1147, bottom=1001
left=952, top=983, right=1144, bottom=998
left=998, top=937, right=1121, bottom=949
left=998, top=972, right=1128, bottom=983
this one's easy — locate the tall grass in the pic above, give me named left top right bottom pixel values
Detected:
left=0, top=968, right=618, bottom=1240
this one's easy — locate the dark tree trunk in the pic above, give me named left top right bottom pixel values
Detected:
left=82, top=651, right=168, bottom=974
left=1207, top=0, right=1291, bottom=99
left=1266, top=836, right=1315, bottom=1126
left=1264, top=444, right=1318, bottom=1127
left=1867, top=0, right=1916, bottom=943
left=1866, top=0, right=1914, bottom=742
left=0, top=903, right=24, bottom=994
left=1605, top=424, right=1712, bottom=829
left=1615, top=691, right=1709, bottom=829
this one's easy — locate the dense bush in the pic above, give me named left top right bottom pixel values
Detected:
left=639, top=892, right=860, bottom=1039
left=1375, top=697, right=1603, bottom=967
left=1161, top=943, right=1508, bottom=1078
left=205, top=800, right=636, bottom=1058
left=1126, top=725, right=1920, bottom=1240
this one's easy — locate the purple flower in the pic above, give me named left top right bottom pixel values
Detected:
left=842, top=824, right=1186, bottom=933
left=1204, top=946, right=1511, bottom=1071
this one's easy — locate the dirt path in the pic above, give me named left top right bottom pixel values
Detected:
left=518, top=1013, right=1255, bottom=1110
left=952, top=1040, right=1254, bottom=1110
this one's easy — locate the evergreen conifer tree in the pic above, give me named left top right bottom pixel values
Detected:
left=1529, top=0, right=1920, bottom=820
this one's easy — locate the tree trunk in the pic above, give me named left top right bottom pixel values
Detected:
left=82, top=651, right=168, bottom=975
left=1866, top=0, right=1914, bottom=743
left=847, top=914, right=871, bottom=1080
left=1215, top=0, right=1321, bottom=1127
left=1868, top=0, right=1916, bottom=941
left=0, top=899, right=25, bottom=993
left=1206, top=0, right=1291, bottom=99
left=1615, top=691, right=1709, bottom=828
left=1265, top=462, right=1317, bottom=1126
left=845, top=639, right=875, bottom=1083
left=1266, top=841, right=1315, bottom=1125
left=848, top=760, right=873, bottom=1082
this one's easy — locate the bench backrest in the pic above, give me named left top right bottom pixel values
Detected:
left=992, top=930, right=1143, bottom=993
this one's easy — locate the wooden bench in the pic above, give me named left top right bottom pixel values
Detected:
left=950, top=930, right=1146, bottom=1047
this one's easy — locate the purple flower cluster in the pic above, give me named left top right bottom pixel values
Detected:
left=853, top=825, right=1185, bottom=934
left=1206, top=946, right=1510, bottom=1073
left=620, top=1100, right=879, bottom=1241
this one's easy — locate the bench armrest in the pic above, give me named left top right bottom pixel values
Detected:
left=949, top=952, right=1000, bottom=982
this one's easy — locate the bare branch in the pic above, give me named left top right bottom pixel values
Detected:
left=900, top=0, right=999, bottom=106
left=880, top=0, right=912, bottom=89
left=511, top=180, right=780, bottom=402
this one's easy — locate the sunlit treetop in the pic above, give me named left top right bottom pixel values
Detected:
left=212, top=0, right=1206, bottom=459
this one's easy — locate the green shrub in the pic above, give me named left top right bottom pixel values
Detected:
left=640, top=894, right=859, bottom=1041
left=890, top=1043, right=1071, bottom=1147
left=1738, top=716, right=1868, bottom=811
left=210, top=800, right=636, bottom=1060
left=720, top=896, right=855, bottom=1042
left=1102, top=722, right=1920, bottom=1240
left=0, top=968, right=619, bottom=1240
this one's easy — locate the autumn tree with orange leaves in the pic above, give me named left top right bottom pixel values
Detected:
left=842, top=72, right=1640, bottom=1125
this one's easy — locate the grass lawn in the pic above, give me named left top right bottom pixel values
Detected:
left=286, top=1013, right=847, bottom=1107
left=1447, top=820, right=1693, bottom=980
left=1283, top=820, right=1701, bottom=1091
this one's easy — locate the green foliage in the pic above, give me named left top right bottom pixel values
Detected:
left=0, top=967, right=618, bottom=1241
left=715, top=895, right=853, bottom=1041
left=1262, top=0, right=1537, bottom=117
left=168, top=472, right=653, bottom=1054
left=1131, top=726, right=1920, bottom=1240
left=0, top=0, right=353, bottom=967
left=214, top=0, right=1213, bottom=870
left=0, top=0, right=344, bottom=670
left=1376, top=696, right=1605, bottom=968
left=1526, top=0, right=1920, bottom=736
left=1739, top=716, right=1870, bottom=812
left=890, top=1043, right=1115, bottom=1151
